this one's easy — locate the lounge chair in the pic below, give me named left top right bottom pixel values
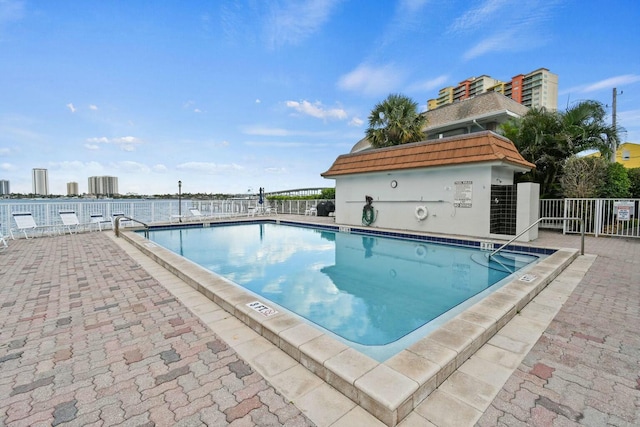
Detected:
left=247, top=206, right=264, bottom=217
left=188, top=208, right=213, bottom=221
left=111, top=212, right=131, bottom=229
left=0, top=224, right=7, bottom=249
left=90, top=213, right=112, bottom=231
left=10, top=212, right=56, bottom=239
left=305, top=206, right=317, bottom=216
left=59, top=211, right=81, bottom=234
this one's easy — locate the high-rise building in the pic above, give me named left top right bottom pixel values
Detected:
left=428, top=68, right=558, bottom=111
left=0, top=180, right=10, bottom=196
left=67, top=182, right=79, bottom=196
left=88, top=176, right=118, bottom=196
left=32, top=168, right=49, bottom=196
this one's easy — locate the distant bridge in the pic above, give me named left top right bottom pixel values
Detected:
left=266, top=187, right=332, bottom=197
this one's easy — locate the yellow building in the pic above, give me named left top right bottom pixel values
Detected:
left=587, top=142, right=640, bottom=169
left=616, top=143, right=640, bottom=168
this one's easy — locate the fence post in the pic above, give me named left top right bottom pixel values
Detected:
left=595, top=199, right=602, bottom=238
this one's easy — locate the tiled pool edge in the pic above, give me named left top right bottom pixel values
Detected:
left=120, top=227, right=578, bottom=427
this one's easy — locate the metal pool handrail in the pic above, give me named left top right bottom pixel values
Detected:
left=114, top=216, right=149, bottom=239
left=489, top=216, right=585, bottom=259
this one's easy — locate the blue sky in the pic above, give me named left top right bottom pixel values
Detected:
left=1, top=0, right=639, bottom=196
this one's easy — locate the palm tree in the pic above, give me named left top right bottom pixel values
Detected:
left=366, top=94, right=426, bottom=148
left=500, top=100, right=618, bottom=198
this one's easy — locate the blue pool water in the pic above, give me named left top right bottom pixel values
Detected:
left=144, top=222, right=541, bottom=357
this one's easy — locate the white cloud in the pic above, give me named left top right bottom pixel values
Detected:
left=89, top=104, right=98, bottom=110
left=560, top=75, right=640, bottom=96
left=337, top=63, right=405, bottom=96
left=153, top=164, right=168, bottom=172
left=244, top=141, right=329, bottom=148
left=66, top=103, right=77, bottom=113
left=582, top=75, right=640, bottom=93
left=349, top=117, right=364, bottom=127
left=114, top=161, right=151, bottom=173
left=463, top=31, right=516, bottom=60
left=398, top=0, right=430, bottom=14
left=409, top=75, right=450, bottom=92
left=449, top=0, right=508, bottom=33
left=450, top=0, right=558, bottom=60
left=285, top=100, right=347, bottom=120
left=264, top=167, right=286, bottom=174
left=255, top=99, right=261, bottom=104
left=113, top=136, right=141, bottom=144
left=244, top=126, right=291, bottom=137
left=265, top=0, right=341, bottom=48
left=194, top=108, right=202, bottom=113
left=86, top=137, right=109, bottom=144
left=0, top=147, right=10, bottom=155
left=85, top=136, right=143, bottom=151
left=1, top=162, right=17, bottom=171
left=176, top=162, right=244, bottom=174
left=619, top=109, right=640, bottom=123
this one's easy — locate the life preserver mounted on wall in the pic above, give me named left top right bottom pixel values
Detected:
left=415, top=205, right=428, bottom=221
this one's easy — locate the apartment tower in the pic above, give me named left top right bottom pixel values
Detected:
left=32, top=168, right=49, bottom=196
left=67, top=182, right=79, bottom=196
left=0, top=179, right=10, bottom=196
left=428, top=68, right=558, bottom=111
left=88, top=176, right=118, bottom=196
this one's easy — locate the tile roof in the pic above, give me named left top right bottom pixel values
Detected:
left=424, top=91, right=529, bottom=130
left=322, top=131, right=535, bottom=177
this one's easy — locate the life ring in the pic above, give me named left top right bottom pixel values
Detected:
left=415, top=205, right=429, bottom=221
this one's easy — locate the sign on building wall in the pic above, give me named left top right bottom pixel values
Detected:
left=454, top=181, right=473, bottom=208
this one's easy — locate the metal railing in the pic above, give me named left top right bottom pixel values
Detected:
left=114, top=216, right=149, bottom=238
left=490, top=216, right=585, bottom=259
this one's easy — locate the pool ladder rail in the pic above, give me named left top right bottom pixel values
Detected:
left=489, top=216, right=585, bottom=259
left=113, top=215, right=150, bottom=239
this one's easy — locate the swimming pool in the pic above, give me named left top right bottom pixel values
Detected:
left=143, top=221, right=541, bottom=359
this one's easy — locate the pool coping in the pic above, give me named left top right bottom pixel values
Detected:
left=121, top=219, right=578, bottom=427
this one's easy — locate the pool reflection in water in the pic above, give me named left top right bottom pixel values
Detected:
left=147, top=223, right=539, bottom=349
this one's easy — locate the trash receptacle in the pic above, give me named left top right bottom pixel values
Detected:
left=316, top=201, right=335, bottom=216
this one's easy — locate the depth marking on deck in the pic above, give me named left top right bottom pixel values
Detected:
left=247, top=301, right=278, bottom=317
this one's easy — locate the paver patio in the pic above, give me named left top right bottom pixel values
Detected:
left=1, top=221, right=638, bottom=426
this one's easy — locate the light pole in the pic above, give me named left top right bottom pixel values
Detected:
left=178, top=180, right=182, bottom=222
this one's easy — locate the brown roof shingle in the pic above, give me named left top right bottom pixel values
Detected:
left=322, top=131, right=534, bottom=177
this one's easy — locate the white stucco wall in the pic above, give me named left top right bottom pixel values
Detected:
left=324, top=163, right=539, bottom=241
left=332, top=163, right=515, bottom=239
left=515, top=182, right=540, bottom=241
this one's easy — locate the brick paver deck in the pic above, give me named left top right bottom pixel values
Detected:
left=1, top=225, right=639, bottom=426
left=0, top=233, right=315, bottom=427
left=477, top=232, right=640, bottom=426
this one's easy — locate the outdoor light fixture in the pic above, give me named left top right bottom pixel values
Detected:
left=178, top=180, right=182, bottom=222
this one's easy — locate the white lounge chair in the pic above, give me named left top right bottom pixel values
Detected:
left=90, top=213, right=112, bottom=231
left=305, top=206, right=317, bottom=216
left=111, top=212, right=132, bottom=229
left=10, top=212, right=56, bottom=239
left=59, top=211, right=81, bottom=234
left=0, top=224, right=7, bottom=249
left=248, top=206, right=265, bottom=217
left=188, top=208, right=214, bottom=221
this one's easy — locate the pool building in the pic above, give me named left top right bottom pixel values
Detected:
left=322, top=131, right=540, bottom=242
